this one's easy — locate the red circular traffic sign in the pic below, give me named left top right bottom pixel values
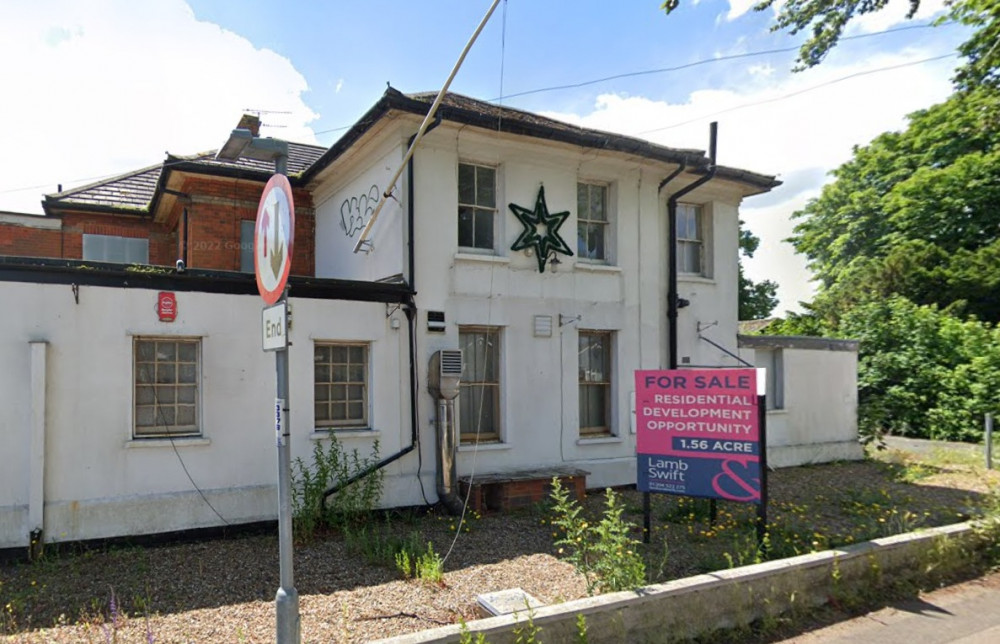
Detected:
left=254, top=174, right=295, bottom=305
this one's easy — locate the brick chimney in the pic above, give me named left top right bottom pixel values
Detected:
left=236, top=113, right=261, bottom=137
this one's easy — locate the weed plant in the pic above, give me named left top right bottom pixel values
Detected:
left=291, top=437, right=384, bottom=539
left=549, top=478, right=646, bottom=595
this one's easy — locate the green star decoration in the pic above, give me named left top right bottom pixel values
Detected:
left=509, top=185, right=574, bottom=273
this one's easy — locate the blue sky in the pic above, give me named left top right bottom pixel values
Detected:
left=0, top=0, right=970, bottom=311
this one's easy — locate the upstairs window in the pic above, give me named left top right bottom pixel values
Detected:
left=83, top=234, right=149, bottom=264
left=458, top=163, right=497, bottom=251
left=676, top=204, right=704, bottom=275
left=577, top=182, right=609, bottom=262
left=240, top=220, right=255, bottom=273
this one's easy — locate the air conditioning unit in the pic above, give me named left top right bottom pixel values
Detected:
left=429, top=350, right=463, bottom=400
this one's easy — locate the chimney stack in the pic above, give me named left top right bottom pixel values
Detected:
left=236, top=113, right=261, bottom=137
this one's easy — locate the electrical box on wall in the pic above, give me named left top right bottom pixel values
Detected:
left=427, top=310, right=446, bottom=333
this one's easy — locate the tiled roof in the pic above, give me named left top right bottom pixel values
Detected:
left=302, top=87, right=780, bottom=194
left=47, top=165, right=163, bottom=211
left=44, top=141, right=326, bottom=216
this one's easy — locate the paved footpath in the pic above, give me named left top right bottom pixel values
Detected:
left=777, top=571, right=1000, bottom=644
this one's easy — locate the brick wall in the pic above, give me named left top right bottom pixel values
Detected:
left=1, top=173, right=315, bottom=276
left=181, top=177, right=315, bottom=275
left=0, top=222, right=62, bottom=258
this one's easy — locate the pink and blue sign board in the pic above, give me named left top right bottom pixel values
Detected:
left=635, top=369, right=762, bottom=503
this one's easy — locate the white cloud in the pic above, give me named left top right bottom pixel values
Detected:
left=726, top=0, right=761, bottom=22
left=542, top=49, right=956, bottom=312
left=0, top=0, right=318, bottom=214
left=848, top=0, right=950, bottom=34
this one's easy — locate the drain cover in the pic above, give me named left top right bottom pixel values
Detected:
left=476, top=588, right=545, bottom=617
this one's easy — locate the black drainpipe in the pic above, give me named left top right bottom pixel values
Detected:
left=645, top=123, right=719, bottom=543
left=664, top=122, right=717, bottom=371
left=322, top=118, right=442, bottom=506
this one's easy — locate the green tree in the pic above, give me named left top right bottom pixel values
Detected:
left=788, top=86, right=1000, bottom=321
left=662, top=0, right=1000, bottom=87
left=738, top=221, right=779, bottom=320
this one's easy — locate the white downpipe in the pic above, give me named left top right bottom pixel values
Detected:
left=353, top=0, right=503, bottom=254
left=28, top=341, right=47, bottom=556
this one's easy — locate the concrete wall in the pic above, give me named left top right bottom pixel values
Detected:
left=739, top=335, right=863, bottom=467
left=377, top=522, right=987, bottom=644
left=0, top=281, right=414, bottom=549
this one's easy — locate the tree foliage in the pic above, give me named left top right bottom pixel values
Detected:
left=738, top=221, right=779, bottom=320
left=661, top=0, right=1000, bottom=88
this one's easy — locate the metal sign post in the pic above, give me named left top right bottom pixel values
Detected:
left=255, top=172, right=299, bottom=644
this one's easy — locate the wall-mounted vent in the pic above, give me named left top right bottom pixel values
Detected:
left=439, top=350, right=463, bottom=376
left=533, top=315, right=553, bottom=337
left=427, top=310, right=446, bottom=333
left=429, top=350, right=463, bottom=400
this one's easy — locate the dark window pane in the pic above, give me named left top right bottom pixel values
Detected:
left=136, top=406, right=156, bottom=427
left=332, top=385, right=347, bottom=402
left=331, top=345, right=347, bottom=363
left=179, top=364, right=196, bottom=384
left=590, top=186, right=605, bottom=221
left=577, top=183, right=588, bottom=214
left=177, top=342, right=197, bottom=362
left=315, top=364, right=330, bottom=383
left=458, top=164, right=475, bottom=204
left=349, top=364, right=364, bottom=382
left=332, top=365, right=347, bottom=382
left=476, top=166, right=495, bottom=208
left=314, top=345, right=330, bottom=363
left=332, top=404, right=347, bottom=421
left=349, top=345, right=364, bottom=363
left=177, top=406, right=196, bottom=426
left=155, top=342, right=176, bottom=362
left=458, top=208, right=475, bottom=247
left=137, top=341, right=155, bottom=361
left=156, top=364, right=175, bottom=384
left=315, top=384, right=330, bottom=404
left=315, top=402, right=329, bottom=421
left=177, top=386, right=196, bottom=404
left=155, top=385, right=175, bottom=404
left=348, top=402, right=364, bottom=421
left=474, top=209, right=493, bottom=249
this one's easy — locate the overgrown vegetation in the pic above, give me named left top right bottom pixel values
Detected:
left=291, top=437, right=384, bottom=538
left=549, top=479, right=646, bottom=595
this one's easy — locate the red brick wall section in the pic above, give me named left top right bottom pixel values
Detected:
left=60, top=214, right=175, bottom=265
left=182, top=177, right=314, bottom=275
left=0, top=223, right=62, bottom=258
left=1, top=174, right=315, bottom=274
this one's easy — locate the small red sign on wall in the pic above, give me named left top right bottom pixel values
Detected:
left=157, top=292, right=177, bottom=322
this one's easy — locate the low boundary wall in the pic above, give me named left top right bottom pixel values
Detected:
left=377, top=521, right=990, bottom=643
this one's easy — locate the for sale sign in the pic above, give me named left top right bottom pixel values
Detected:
left=635, top=369, right=761, bottom=503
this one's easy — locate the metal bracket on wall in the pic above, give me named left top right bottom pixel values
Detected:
left=71, top=283, right=79, bottom=304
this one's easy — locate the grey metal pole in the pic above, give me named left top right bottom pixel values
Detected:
left=275, top=315, right=299, bottom=643
left=275, top=147, right=299, bottom=644
left=986, top=413, right=994, bottom=471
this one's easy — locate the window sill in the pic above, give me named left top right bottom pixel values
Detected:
left=678, top=274, right=716, bottom=285
left=310, top=428, right=381, bottom=441
left=576, top=434, right=623, bottom=446
left=454, top=252, right=509, bottom=265
left=458, top=441, right=510, bottom=453
left=124, top=437, right=210, bottom=449
left=574, top=262, right=621, bottom=274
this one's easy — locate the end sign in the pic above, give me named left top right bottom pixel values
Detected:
left=262, top=302, right=288, bottom=352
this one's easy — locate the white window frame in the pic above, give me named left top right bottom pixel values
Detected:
left=676, top=203, right=708, bottom=277
left=133, top=337, right=201, bottom=438
left=577, top=181, right=614, bottom=264
left=578, top=330, right=615, bottom=437
left=458, top=326, right=502, bottom=444
left=314, top=342, right=371, bottom=430
left=457, top=162, right=499, bottom=254
left=763, top=349, right=785, bottom=411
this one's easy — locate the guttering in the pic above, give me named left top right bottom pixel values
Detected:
left=663, top=122, right=718, bottom=370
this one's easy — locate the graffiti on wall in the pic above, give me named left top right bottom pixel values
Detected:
left=339, top=185, right=380, bottom=238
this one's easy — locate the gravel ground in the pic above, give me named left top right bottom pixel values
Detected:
left=2, top=451, right=998, bottom=644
